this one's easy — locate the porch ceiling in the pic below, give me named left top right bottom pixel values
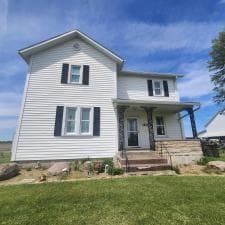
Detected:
left=112, top=98, right=200, bottom=113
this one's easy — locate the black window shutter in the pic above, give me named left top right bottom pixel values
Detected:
left=61, top=63, right=69, bottom=84
left=147, top=80, right=153, bottom=96
left=93, top=107, right=100, bottom=136
left=82, top=65, right=89, bottom=85
left=54, top=106, right=64, bottom=136
left=163, top=80, right=169, bottom=97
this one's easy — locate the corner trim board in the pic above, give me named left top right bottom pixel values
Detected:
left=11, top=56, right=33, bottom=161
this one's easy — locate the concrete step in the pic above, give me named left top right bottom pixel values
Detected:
left=119, top=158, right=168, bottom=166
left=122, top=163, right=171, bottom=172
left=123, top=151, right=160, bottom=158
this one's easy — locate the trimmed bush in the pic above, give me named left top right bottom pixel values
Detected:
left=107, top=167, right=124, bottom=175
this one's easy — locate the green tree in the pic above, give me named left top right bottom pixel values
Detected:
left=208, top=30, right=225, bottom=104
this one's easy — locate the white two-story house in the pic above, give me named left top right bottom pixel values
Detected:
left=11, top=30, right=202, bottom=166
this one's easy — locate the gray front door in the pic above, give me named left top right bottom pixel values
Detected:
left=127, top=118, right=139, bottom=147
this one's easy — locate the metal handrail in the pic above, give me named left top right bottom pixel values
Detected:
left=122, top=149, right=129, bottom=173
left=156, top=141, right=173, bottom=170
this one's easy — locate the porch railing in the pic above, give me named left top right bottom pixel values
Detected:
left=156, top=142, right=173, bottom=170
left=122, top=149, right=129, bottom=173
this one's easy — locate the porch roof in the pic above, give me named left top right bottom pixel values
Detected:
left=112, top=98, right=200, bottom=112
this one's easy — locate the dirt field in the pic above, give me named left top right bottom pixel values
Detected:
left=0, top=143, right=11, bottom=152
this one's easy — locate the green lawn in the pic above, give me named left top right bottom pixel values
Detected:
left=0, top=151, right=11, bottom=164
left=1, top=176, right=225, bottom=225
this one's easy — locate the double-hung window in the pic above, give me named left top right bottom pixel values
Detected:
left=65, top=107, right=77, bottom=134
left=153, top=81, right=163, bottom=96
left=64, top=107, right=92, bottom=135
left=70, top=65, right=81, bottom=83
left=80, top=108, right=91, bottom=134
left=156, top=116, right=166, bottom=135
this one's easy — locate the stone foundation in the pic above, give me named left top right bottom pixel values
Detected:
left=155, top=139, right=203, bottom=166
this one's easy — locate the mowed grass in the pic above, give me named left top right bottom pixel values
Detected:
left=1, top=176, right=225, bottom=225
left=0, top=151, right=11, bottom=164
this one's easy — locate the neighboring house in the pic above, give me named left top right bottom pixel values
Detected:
left=199, top=107, right=225, bottom=140
left=11, top=29, right=202, bottom=166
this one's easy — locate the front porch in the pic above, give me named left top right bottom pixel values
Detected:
left=114, top=99, right=203, bottom=171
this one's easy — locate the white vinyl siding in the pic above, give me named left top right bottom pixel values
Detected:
left=12, top=38, right=118, bottom=161
left=199, top=109, right=225, bottom=138
left=118, top=75, right=179, bottom=101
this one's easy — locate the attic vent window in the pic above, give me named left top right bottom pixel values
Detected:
left=73, top=42, right=81, bottom=51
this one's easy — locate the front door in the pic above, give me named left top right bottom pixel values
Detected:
left=127, top=118, right=139, bottom=147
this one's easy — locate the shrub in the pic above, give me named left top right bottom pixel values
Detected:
left=198, top=156, right=219, bottom=165
left=101, top=159, right=114, bottom=172
left=107, top=167, right=124, bottom=176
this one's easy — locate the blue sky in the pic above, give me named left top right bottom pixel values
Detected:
left=0, top=0, right=225, bottom=140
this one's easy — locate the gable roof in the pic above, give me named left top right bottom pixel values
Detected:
left=205, top=107, right=225, bottom=127
left=19, top=29, right=124, bottom=64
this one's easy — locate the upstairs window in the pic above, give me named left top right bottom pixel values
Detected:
left=153, top=81, right=163, bottom=96
left=70, top=65, right=81, bottom=83
left=156, top=116, right=165, bottom=135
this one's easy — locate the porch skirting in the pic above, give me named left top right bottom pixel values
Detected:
left=155, top=139, right=203, bottom=165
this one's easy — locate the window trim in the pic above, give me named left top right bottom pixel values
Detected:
left=155, top=116, right=166, bottom=136
left=68, top=64, right=83, bottom=84
left=153, top=80, right=164, bottom=96
left=62, top=105, right=93, bottom=136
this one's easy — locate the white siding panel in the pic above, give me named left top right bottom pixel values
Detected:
left=118, top=75, right=180, bottom=101
left=154, top=113, right=183, bottom=140
left=14, top=38, right=118, bottom=161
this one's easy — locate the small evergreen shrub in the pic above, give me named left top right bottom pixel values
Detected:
left=107, top=167, right=124, bottom=175
left=197, top=156, right=220, bottom=165
left=101, top=159, right=114, bottom=172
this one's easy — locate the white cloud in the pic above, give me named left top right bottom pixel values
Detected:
left=220, top=0, right=225, bottom=4
left=67, top=11, right=224, bottom=56
left=177, top=60, right=213, bottom=98
left=122, top=21, right=224, bottom=55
